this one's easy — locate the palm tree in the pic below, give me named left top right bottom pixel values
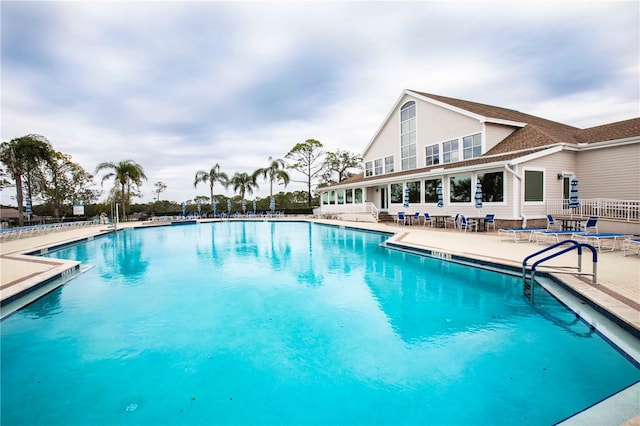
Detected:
left=253, top=156, right=290, bottom=200
left=0, top=134, right=53, bottom=226
left=95, top=159, right=147, bottom=220
left=194, top=164, right=229, bottom=208
left=229, top=172, right=259, bottom=207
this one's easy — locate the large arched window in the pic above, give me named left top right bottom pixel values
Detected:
left=400, top=101, right=416, bottom=170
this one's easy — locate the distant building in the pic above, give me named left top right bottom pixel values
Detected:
left=317, top=89, right=640, bottom=233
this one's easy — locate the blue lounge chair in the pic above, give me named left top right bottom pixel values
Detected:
left=396, top=212, right=407, bottom=226
left=412, top=212, right=421, bottom=225
left=573, top=233, right=632, bottom=252
left=623, top=238, right=640, bottom=256
left=445, top=214, right=459, bottom=229
left=498, top=227, right=545, bottom=243
left=533, top=230, right=583, bottom=244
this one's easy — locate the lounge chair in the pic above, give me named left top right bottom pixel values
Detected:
left=423, top=213, right=433, bottom=227
left=622, top=238, right=640, bottom=256
left=484, top=214, right=496, bottom=231
left=412, top=212, right=421, bottom=225
left=573, top=233, right=632, bottom=252
left=546, top=214, right=561, bottom=230
left=396, top=212, right=407, bottom=226
left=533, top=230, right=583, bottom=245
left=459, top=215, right=477, bottom=232
left=498, top=227, right=544, bottom=243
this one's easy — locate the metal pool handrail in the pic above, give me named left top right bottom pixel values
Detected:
left=522, top=239, right=598, bottom=302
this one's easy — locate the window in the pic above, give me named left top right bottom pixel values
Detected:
left=374, top=158, right=383, bottom=175
left=407, top=181, right=421, bottom=204
left=322, top=192, right=329, bottom=204
left=478, top=171, right=504, bottom=202
left=365, top=161, right=373, bottom=177
left=354, top=188, right=363, bottom=203
left=390, top=183, right=403, bottom=203
left=463, top=133, right=482, bottom=159
left=450, top=175, right=471, bottom=203
left=425, top=144, right=439, bottom=166
left=384, top=156, right=394, bottom=173
left=524, top=170, right=544, bottom=202
left=424, top=178, right=441, bottom=203
left=337, top=190, right=345, bottom=204
left=400, top=101, right=417, bottom=170
left=329, top=191, right=336, bottom=204
left=345, top=189, right=353, bottom=204
left=442, top=139, right=459, bottom=163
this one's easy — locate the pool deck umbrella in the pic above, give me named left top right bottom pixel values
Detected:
left=403, top=185, right=410, bottom=208
left=242, top=199, right=246, bottom=213
left=270, top=197, right=275, bottom=213
left=568, top=177, right=580, bottom=216
left=197, top=200, right=201, bottom=216
left=212, top=199, right=217, bottom=215
left=253, top=199, right=257, bottom=213
left=181, top=202, right=186, bottom=216
left=436, top=182, right=444, bottom=208
left=227, top=199, right=232, bottom=215
left=475, top=179, right=483, bottom=209
left=25, top=196, right=33, bottom=220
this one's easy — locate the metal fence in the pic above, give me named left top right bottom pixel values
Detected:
left=547, top=199, right=640, bottom=222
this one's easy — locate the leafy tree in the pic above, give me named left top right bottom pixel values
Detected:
left=322, top=149, right=362, bottom=184
left=253, top=157, right=290, bottom=200
left=154, top=181, right=167, bottom=201
left=0, top=134, right=53, bottom=226
left=285, top=139, right=325, bottom=207
left=229, top=172, right=258, bottom=208
left=95, top=159, right=147, bottom=220
left=194, top=164, right=229, bottom=208
left=34, top=150, right=100, bottom=218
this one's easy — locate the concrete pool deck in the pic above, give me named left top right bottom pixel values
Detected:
left=1, top=218, right=639, bottom=424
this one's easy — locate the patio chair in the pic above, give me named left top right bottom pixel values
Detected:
left=546, top=214, right=561, bottom=230
left=445, top=214, right=459, bottom=229
left=484, top=214, right=496, bottom=231
left=396, top=212, right=407, bottom=226
left=412, top=212, right=421, bottom=225
left=580, top=216, right=599, bottom=233
left=459, top=215, right=477, bottom=232
left=423, top=213, right=433, bottom=227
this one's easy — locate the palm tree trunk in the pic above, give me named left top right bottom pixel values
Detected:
left=15, top=175, right=25, bottom=227
left=121, top=183, right=127, bottom=220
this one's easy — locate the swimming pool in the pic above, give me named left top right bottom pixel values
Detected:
left=1, top=221, right=639, bottom=425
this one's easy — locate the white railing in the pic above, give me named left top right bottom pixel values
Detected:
left=547, top=199, right=640, bottom=222
left=364, top=202, right=379, bottom=221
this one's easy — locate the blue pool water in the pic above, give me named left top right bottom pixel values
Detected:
left=1, top=221, right=639, bottom=425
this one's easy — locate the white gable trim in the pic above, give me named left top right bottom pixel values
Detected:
left=361, top=89, right=527, bottom=157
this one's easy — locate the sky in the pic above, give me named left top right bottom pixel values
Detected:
left=2, top=0, right=639, bottom=206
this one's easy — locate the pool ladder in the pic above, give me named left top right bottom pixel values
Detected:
left=522, top=240, right=598, bottom=303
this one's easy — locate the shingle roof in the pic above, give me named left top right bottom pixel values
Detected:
left=574, top=117, right=640, bottom=143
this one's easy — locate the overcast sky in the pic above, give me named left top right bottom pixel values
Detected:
left=2, top=1, right=639, bottom=206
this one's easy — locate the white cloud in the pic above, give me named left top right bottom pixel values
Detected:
left=2, top=1, right=638, bottom=206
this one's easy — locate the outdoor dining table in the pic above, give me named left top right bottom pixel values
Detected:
left=431, top=215, right=452, bottom=228
left=557, top=216, right=586, bottom=231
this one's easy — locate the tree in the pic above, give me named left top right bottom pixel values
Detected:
left=229, top=172, right=258, bottom=207
left=95, top=159, right=147, bottom=220
left=0, top=134, right=53, bottom=226
left=34, top=151, right=100, bottom=218
left=154, top=181, right=167, bottom=201
left=194, top=164, right=229, bottom=208
left=253, top=156, right=290, bottom=200
left=322, top=149, right=362, bottom=184
left=285, top=139, right=325, bottom=207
